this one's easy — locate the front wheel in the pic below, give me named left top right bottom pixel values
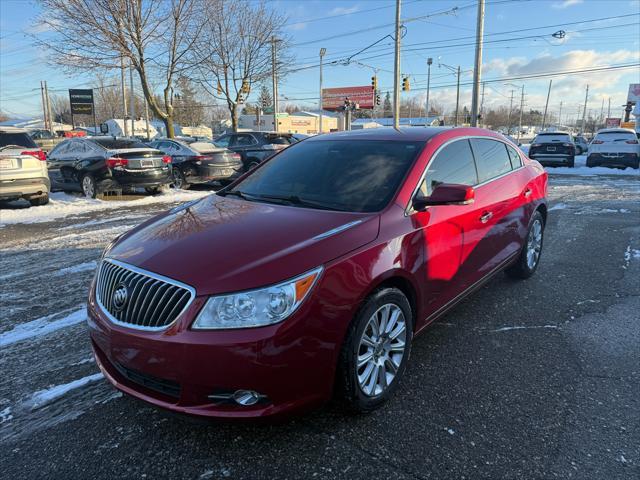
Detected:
left=337, top=288, right=413, bottom=413
left=506, top=210, right=545, bottom=279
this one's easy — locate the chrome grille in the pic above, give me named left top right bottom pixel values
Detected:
left=96, top=258, right=195, bottom=330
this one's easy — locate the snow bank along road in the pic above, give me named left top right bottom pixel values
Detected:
left=1, top=174, right=639, bottom=479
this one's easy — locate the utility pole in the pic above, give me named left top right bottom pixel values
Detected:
left=129, top=60, right=136, bottom=137
left=517, top=85, right=524, bottom=143
left=507, top=89, right=514, bottom=134
left=40, top=81, right=48, bottom=132
left=120, top=56, right=129, bottom=137
left=144, top=98, right=151, bottom=141
left=607, top=97, right=611, bottom=118
left=558, top=101, right=563, bottom=127
left=455, top=66, right=460, bottom=126
left=271, top=37, right=280, bottom=132
left=44, top=81, right=53, bottom=134
left=425, top=57, right=432, bottom=122
left=541, top=79, right=552, bottom=130
left=599, top=97, right=604, bottom=125
left=319, top=48, right=326, bottom=134
left=470, top=0, right=485, bottom=127
left=479, top=81, right=485, bottom=127
left=393, top=0, right=401, bottom=129
left=580, top=84, right=589, bottom=134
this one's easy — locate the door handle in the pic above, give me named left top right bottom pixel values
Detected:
left=480, top=211, right=493, bottom=223
left=524, top=188, right=532, bottom=198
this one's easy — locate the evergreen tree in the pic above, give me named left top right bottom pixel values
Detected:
left=258, top=85, right=273, bottom=110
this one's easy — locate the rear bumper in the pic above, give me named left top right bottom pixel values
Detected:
left=529, top=154, right=573, bottom=166
left=102, top=168, right=172, bottom=190
left=587, top=153, right=639, bottom=168
left=0, top=176, right=50, bottom=200
left=189, top=164, right=243, bottom=183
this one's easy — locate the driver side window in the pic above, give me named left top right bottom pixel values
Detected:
left=418, top=139, right=478, bottom=197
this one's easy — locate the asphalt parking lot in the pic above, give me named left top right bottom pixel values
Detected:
left=1, top=172, right=639, bottom=479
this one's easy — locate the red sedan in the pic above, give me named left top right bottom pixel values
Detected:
left=87, top=127, right=548, bottom=418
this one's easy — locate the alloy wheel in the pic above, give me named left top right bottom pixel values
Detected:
left=526, top=219, right=543, bottom=269
left=82, top=176, right=95, bottom=198
left=172, top=168, right=184, bottom=189
left=357, top=303, right=407, bottom=397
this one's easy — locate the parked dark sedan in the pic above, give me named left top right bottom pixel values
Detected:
left=213, top=131, right=294, bottom=171
left=528, top=132, right=576, bottom=167
left=47, top=137, right=172, bottom=197
left=148, top=138, right=243, bottom=189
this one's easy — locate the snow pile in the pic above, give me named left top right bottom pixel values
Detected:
left=0, top=189, right=211, bottom=227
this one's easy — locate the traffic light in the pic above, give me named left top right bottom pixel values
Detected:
left=402, top=77, right=410, bottom=91
left=261, top=97, right=269, bottom=109
left=371, top=76, right=377, bottom=90
left=375, top=93, right=381, bottom=106
left=238, top=93, right=244, bottom=104
left=241, top=80, right=250, bottom=95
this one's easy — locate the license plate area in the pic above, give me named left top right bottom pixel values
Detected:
left=547, top=146, right=556, bottom=152
left=0, top=158, right=14, bottom=169
left=140, top=159, right=155, bottom=168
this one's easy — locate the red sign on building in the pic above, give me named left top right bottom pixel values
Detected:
left=605, top=117, right=621, bottom=128
left=322, top=86, right=375, bottom=110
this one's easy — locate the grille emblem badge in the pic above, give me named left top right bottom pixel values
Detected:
left=112, top=283, right=129, bottom=311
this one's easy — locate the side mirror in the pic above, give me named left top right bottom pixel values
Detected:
left=413, top=184, right=475, bottom=211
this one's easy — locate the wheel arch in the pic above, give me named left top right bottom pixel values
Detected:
left=361, top=271, right=419, bottom=328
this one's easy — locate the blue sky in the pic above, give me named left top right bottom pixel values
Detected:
left=1, top=0, right=639, bottom=122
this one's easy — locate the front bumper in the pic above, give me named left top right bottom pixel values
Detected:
left=587, top=153, right=639, bottom=168
left=87, top=287, right=343, bottom=419
left=0, top=176, right=50, bottom=200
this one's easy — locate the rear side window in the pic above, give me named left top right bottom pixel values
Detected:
left=49, top=142, right=70, bottom=155
left=214, top=136, right=231, bottom=147
left=0, top=132, right=38, bottom=148
left=470, top=138, right=512, bottom=183
left=419, top=139, right=478, bottom=197
left=232, top=135, right=257, bottom=147
left=506, top=145, right=522, bottom=168
left=264, top=135, right=292, bottom=145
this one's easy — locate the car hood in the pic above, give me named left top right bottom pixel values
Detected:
left=107, top=194, right=380, bottom=296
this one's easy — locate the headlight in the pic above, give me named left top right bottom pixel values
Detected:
left=192, top=267, right=323, bottom=330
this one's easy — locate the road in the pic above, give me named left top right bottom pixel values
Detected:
left=1, top=173, right=639, bottom=479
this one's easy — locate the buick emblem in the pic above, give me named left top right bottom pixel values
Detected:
left=112, top=283, right=129, bottom=311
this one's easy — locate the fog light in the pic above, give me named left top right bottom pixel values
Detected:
left=232, top=390, right=262, bottom=406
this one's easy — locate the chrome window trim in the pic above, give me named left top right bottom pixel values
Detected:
left=96, top=258, right=196, bottom=332
left=404, top=135, right=524, bottom=216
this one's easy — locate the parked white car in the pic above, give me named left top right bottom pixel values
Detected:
left=587, top=128, right=639, bottom=169
left=0, top=127, right=50, bottom=206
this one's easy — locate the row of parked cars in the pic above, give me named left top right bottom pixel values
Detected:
left=528, top=129, right=640, bottom=168
left=0, top=127, right=298, bottom=203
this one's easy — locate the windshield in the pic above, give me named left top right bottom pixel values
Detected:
left=533, top=134, right=571, bottom=143
left=227, top=139, right=424, bottom=212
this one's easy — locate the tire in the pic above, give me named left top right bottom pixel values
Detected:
left=81, top=174, right=98, bottom=198
left=171, top=167, right=189, bottom=190
left=337, top=287, right=413, bottom=413
left=247, top=161, right=260, bottom=171
left=567, top=156, right=575, bottom=168
left=586, top=156, right=595, bottom=168
left=575, top=146, right=582, bottom=155
left=506, top=210, right=545, bottom=280
left=145, top=185, right=167, bottom=195
left=28, top=194, right=49, bottom=206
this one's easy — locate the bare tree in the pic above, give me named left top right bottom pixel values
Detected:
left=189, top=0, right=290, bottom=131
left=35, top=0, right=202, bottom=137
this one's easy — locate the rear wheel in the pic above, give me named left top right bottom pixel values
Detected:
left=28, top=194, right=49, bottom=206
left=586, top=156, right=595, bottom=168
left=337, top=288, right=413, bottom=413
left=506, top=210, right=544, bottom=279
left=81, top=174, right=97, bottom=198
left=172, top=167, right=189, bottom=190
left=567, top=156, right=575, bottom=168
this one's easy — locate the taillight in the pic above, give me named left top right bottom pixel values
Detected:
left=106, top=157, right=128, bottom=168
left=592, top=140, right=604, bottom=144
left=232, top=153, right=241, bottom=160
left=162, top=155, right=172, bottom=163
left=22, top=150, right=46, bottom=161
left=625, top=139, right=638, bottom=144
left=531, top=144, right=540, bottom=148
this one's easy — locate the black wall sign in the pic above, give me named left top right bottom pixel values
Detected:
left=69, top=89, right=94, bottom=115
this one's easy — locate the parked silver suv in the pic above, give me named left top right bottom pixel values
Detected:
left=0, top=127, right=50, bottom=206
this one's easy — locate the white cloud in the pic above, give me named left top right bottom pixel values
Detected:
left=552, top=0, right=584, bottom=8
left=329, top=5, right=359, bottom=16
left=287, top=22, right=307, bottom=31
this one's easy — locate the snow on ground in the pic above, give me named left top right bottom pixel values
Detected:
left=0, top=306, right=86, bottom=347
left=0, top=189, right=211, bottom=227
left=54, top=261, right=97, bottom=276
left=27, top=373, right=104, bottom=410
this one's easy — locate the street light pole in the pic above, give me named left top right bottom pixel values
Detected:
left=518, top=85, right=524, bottom=143
left=120, top=55, right=129, bottom=137
left=319, top=48, right=326, bottom=134
left=271, top=36, right=280, bottom=133
left=470, top=0, right=485, bottom=127
left=425, top=57, right=432, bottom=123
left=455, top=65, right=460, bottom=126
left=393, top=0, right=401, bottom=129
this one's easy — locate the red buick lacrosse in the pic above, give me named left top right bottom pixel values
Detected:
left=88, top=127, right=548, bottom=419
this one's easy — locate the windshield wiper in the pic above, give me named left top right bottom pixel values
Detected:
left=219, top=189, right=248, bottom=199
left=246, top=193, right=348, bottom=211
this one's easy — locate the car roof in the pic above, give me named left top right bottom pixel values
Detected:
left=305, top=126, right=454, bottom=142
left=537, top=131, right=571, bottom=135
